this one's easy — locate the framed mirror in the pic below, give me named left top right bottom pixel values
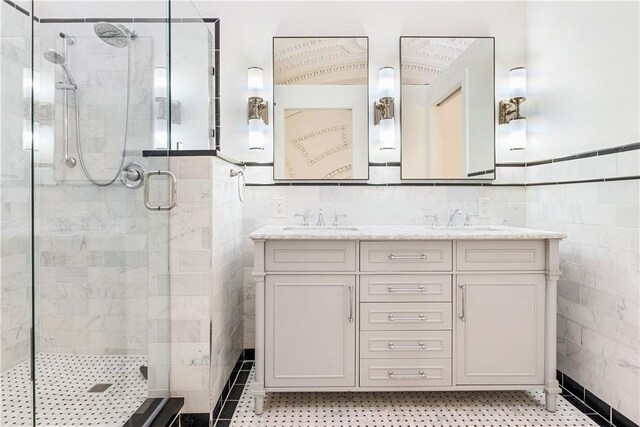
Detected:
left=273, top=37, right=369, bottom=180
left=400, top=37, right=495, bottom=180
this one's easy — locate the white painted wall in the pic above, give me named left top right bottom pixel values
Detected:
left=525, top=1, right=640, bottom=162
left=192, top=0, right=527, bottom=165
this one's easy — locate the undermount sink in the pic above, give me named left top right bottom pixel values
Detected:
left=283, top=225, right=359, bottom=231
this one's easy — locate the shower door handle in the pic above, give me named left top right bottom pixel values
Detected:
left=144, top=170, right=177, bottom=211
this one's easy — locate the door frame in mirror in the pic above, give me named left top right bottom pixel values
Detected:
left=399, top=36, right=496, bottom=181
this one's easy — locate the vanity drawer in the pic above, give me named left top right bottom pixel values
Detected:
left=360, top=241, right=452, bottom=272
left=360, top=330, right=451, bottom=359
left=360, top=302, right=452, bottom=331
left=360, top=358, right=452, bottom=387
left=456, top=240, right=545, bottom=271
left=265, top=240, right=356, bottom=272
left=360, top=275, right=452, bottom=302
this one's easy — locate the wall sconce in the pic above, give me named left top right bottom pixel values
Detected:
left=248, top=67, right=268, bottom=150
left=22, top=68, right=50, bottom=152
left=153, top=67, right=181, bottom=150
left=499, top=67, right=526, bottom=150
left=374, top=67, right=395, bottom=150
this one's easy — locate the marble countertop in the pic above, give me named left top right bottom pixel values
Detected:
left=249, top=225, right=566, bottom=240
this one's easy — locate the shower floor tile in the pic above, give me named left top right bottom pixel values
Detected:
left=228, top=369, right=600, bottom=427
left=1, top=353, right=147, bottom=427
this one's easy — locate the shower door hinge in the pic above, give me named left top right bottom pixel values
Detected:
left=211, top=66, right=215, bottom=76
left=210, top=128, right=216, bottom=138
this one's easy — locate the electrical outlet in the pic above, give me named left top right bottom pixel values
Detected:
left=478, top=198, right=491, bottom=218
left=272, top=198, right=286, bottom=218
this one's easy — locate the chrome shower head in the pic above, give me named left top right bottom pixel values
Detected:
left=94, top=22, right=137, bottom=48
left=43, top=48, right=76, bottom=87
left=43, top=48, right=66, bottom=64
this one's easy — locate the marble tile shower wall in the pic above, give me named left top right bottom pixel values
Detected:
left=527, top=179, right=640, bottom=424
left=34, top=23, right=157, bottom=356
left=161, top=157, right=244, bottom=413
left=0, top=2, right=33, bottom=372
left=241, top=185, right=527, bottom=347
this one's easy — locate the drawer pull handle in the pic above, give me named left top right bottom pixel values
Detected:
left=388, top=254, right=427, bottom=260
left=387, top=314, right=426, bottom=322
left=388, top=370, right=427, bottom=379
left=387, top=342, right=427, bottom=350
left=387, top=286, right=427, bottom=293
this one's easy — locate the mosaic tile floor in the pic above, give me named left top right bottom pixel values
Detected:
left=1, top=353, right=148, bottom=427
left=225, top=369, right=600, bottom=427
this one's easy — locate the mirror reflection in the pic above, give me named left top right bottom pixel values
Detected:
left=273, top=37, right=369, bottom=180
left=400, top=37, right=495, bottom=179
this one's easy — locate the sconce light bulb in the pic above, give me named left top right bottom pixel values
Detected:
left=248, top=67, right=264, bottom=98
left=379, top=117, right=395, bottom=150
left=509, top=67, right=526, bottom=100
left=379, top=67, right=395, bottom=98
left=509, top=117, right=526, bottom=151
left=249, top=118, right=265, bottom=150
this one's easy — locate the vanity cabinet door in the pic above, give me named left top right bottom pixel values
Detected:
left=455, top=274, right=545, bottom=385
left=265, top=275, right=356, bottom=387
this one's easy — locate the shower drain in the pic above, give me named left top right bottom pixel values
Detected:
left=87, top=383, right=112, bottom=393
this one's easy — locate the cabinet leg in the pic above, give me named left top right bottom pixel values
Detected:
left=544, top=381, right=560, bottom=412
left=545, top=391, right=558, bottom=412
left=254, top=395, right=264, bottom=415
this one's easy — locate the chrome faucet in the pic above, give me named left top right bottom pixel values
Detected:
left=447, top=208, right=463, bottom=227
left=294, top=209, right=312, bottom=226
left=333, top=212, right=348, bottom=226
left=316, top=208, right=325, bottom=227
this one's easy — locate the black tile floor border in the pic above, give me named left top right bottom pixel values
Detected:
left=213, top=355, right=253, bottom=427
left=558, top=370, right=639, bottom=427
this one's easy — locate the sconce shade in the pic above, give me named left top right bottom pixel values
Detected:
left=379, top=117, right=395, bottom=150
left=509, top=116, right=526, bottom=150
left=379, top=67, right=394, bottom=98
left=248, top=67, right=264, bottom=97
left=249, top=118, right=265, bottom=150
left=509, top=67, right=526, bottom=99
left=153, top=67, right=167, bottom=98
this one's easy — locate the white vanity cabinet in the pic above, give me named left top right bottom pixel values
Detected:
left=265, top=274, right=356, bottom=388
left=455, top=274, right=545, bottom=385
left=250, top=226, right=564, bottom=415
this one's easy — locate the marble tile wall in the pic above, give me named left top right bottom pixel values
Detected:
left=241, top=184, right=528, bottom=347
left=33, top=21, right=157, bottom=357
left=164, top=157, right=244, bottom=414
left=527, top=178, right=640, bottom=424
left=209, top=157, right=244, bottom=410
left=164, top=156, right=213, bottom=412
left=0, top=1, right=33, bottom=372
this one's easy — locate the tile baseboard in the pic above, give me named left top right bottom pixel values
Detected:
left=179, top=349, right=255, bottom=427
left=558, top=370, right=639, bottom=427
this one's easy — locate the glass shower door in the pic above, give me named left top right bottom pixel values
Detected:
left=0, top=0, right=34, bottom=426
left=30, top=1, right=173, bottom=425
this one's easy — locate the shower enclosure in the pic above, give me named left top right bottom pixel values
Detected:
left=1, top=0, right=217, bottom=425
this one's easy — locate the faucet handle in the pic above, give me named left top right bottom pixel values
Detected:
left=333, top=212, right=348, bottom=226
left=464, top=214, right=478, bottom=227
left=294, top=209, right=312, bottom=226
left=425, top=214, right=440, bottom=227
